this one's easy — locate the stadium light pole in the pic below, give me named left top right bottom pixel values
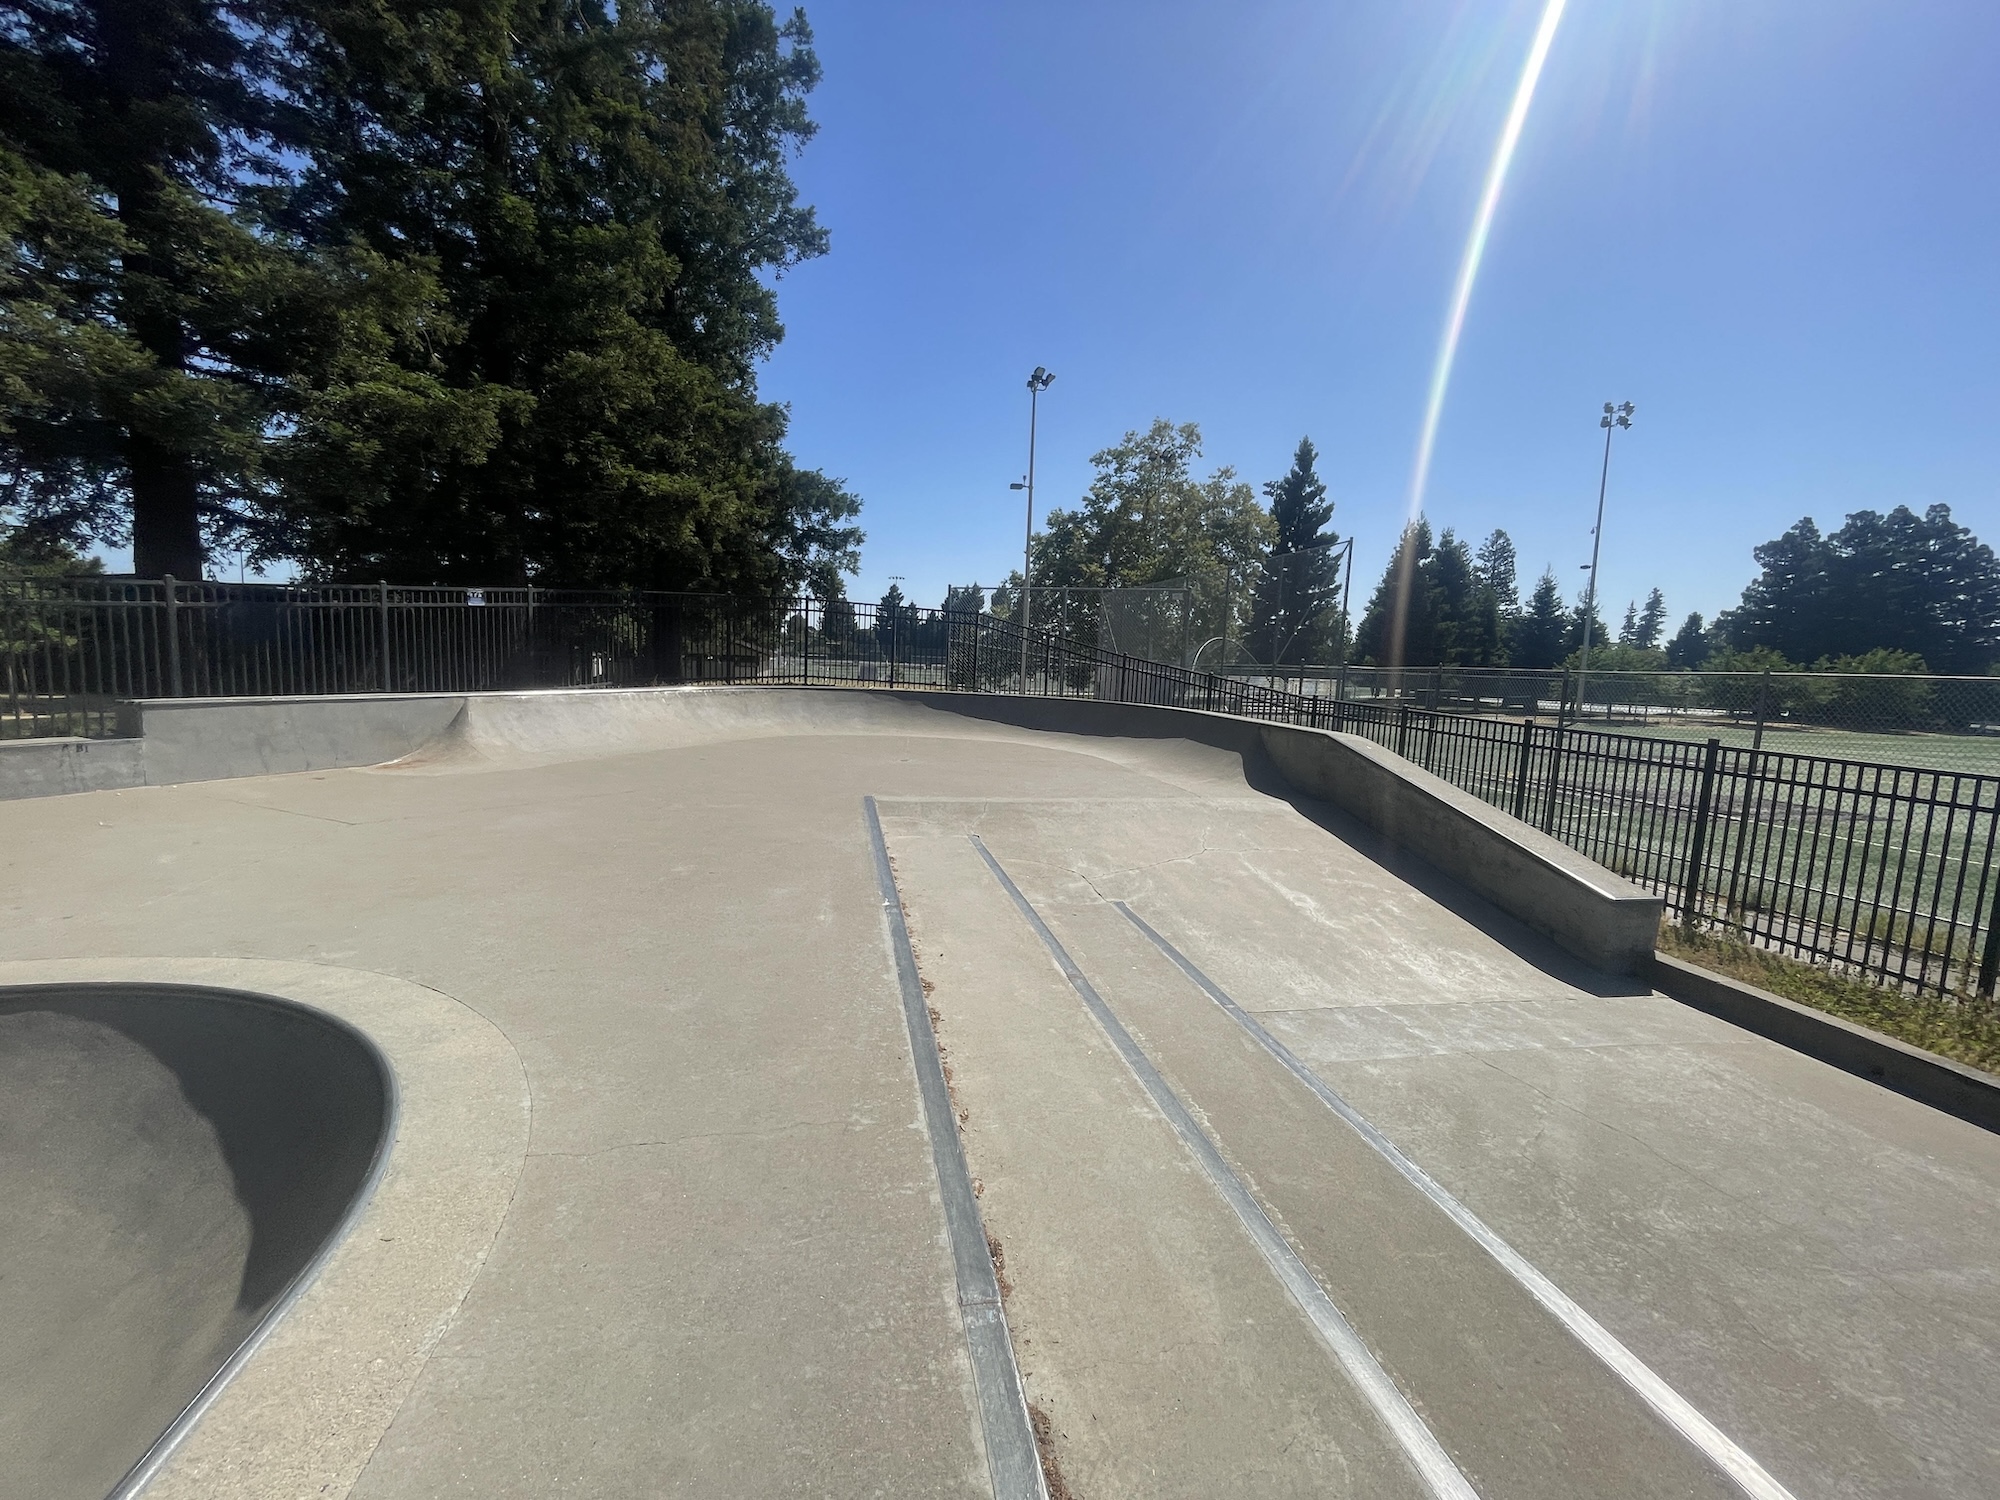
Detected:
left=1009, top=366, right=1055, bottom=686
left=1573, top=401, right=1635, bottom=724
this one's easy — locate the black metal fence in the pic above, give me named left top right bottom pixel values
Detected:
left=7, top=576, right=2000, bottom=1000
left=1223, top=662, right=2000, bottom=772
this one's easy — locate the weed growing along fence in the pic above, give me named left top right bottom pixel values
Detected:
left=7, top=577, right=1999, bottom=1000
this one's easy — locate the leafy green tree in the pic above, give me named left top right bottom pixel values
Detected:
left=1029, top=418, right=1271, bottom=645
left=1666, top=611, right=1710, bottom=669
left=1509, top=568, right=1568, bottom=669
left=0, top=522, right=101, bottom=575
left=941, top=584, right=985, bottom=615
left=1564, top=639, right=1666, bottom=674
left=1247, top=436, right=1339, bottom=664
left=1352, top=520, right=1434, bottom=666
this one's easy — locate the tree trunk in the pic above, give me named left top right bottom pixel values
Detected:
left=128, top=431, right=205, bottom=580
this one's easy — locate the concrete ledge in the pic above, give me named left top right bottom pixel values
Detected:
left=1649, top=952, right=2000, bottom=1134
left=1258, top=722, right=1661, bottom=975
left=121, top=694, right=469, bottom=785
left=917, top=692, right=1661, bottom=976
left=0, top=736, right=146, bottom=799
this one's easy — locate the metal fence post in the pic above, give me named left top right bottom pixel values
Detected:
left=1753, top=669, right=1771, bottom=751
left=162, top=575, right=182, bottom=697
left=1681, top=737, right=1722, bottom=924
left=1977, top=873, right=2000, bottom=999
left=378, top=580, right=391, bottom=692
left=1395, top=701, right=1411, bottom=759
left=1511, top=718, right=1535, bottom=821
left=1541, top=725, right=1565, bottom=834
left=887, top=610, right=898, bottom=689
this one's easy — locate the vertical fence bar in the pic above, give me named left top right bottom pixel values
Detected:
left=163, top=576, right=182, bottom=697
left=378, top=581, right=392, bottom=692
left=1511, top=718, right=1535, bottom=821
left=1680, top=738, right=1722, bottom=923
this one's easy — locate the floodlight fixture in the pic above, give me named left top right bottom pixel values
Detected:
left=1572, top=400, right=1638, bottom=725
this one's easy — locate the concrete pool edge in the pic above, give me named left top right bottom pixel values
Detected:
left=0, top=957, right=531, bottom=1500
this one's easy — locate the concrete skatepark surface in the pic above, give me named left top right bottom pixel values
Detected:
left=1, top=686, right=1996, bottom=1498
left=0, top=984, right=390, bottom=1500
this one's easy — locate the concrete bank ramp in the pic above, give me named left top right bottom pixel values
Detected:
left=0, top=984, right=391, bottom=1500
left=388, top=684, right=1024, bottom=769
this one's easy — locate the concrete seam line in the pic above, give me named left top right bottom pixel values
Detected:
left=863, top=800, right=1048, bottom=1500
left=1112, top=903, right=1800, bottom=1500
left=969, top=837, right=1479, bottom=1500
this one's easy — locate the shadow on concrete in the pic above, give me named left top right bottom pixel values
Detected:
left=0, top=983, right=392, bottom=1500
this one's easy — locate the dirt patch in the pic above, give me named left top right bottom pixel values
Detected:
left=1661, top=923, right=2000, bottom=1075
left=1029, top=1402, right=1078, bottom=1500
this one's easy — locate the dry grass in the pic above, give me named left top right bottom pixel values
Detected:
left=1660, top=924, right=2000, bottom=1076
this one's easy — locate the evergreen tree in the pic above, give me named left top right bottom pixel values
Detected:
left=941, top=584, right=985, bottom=615
left=1474, top=529, right=1519, bottom=613
left=1353, top=519, right=1436, bottom=667
left=1510, top=569, right=1569, bottom=669
left=1247, top=436, right=1339, bottom=665
left=1, top=0, right=862, bottom=593
left=1721, top=505, right=2000, bottom=673
left=1666, top=611, right=1710, bottom=669
left=1567, top=594, right=1608, bottom=658
left=1617, top=601, right=1640, bottom=646
left=1428, top=528, right=1479, bottom=662
left=0, top=0, right=306, bottom=575
left=1719, top=517, right=1833, bottom=664
left=873, top=580, right=913, bottom=653
left=1635, top=588, right=1667, bottom=650
left=265, top=0, right=852, bottom=593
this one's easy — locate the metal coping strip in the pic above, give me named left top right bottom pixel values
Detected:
left=968, top=835, right=1479, bottom=1500
left=863, top=800, right=1047, bottom=1500
left=1112, top=900, right=1799, bottom=1500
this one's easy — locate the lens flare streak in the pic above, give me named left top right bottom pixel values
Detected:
left=1405, top=0, right=1570, bottom=520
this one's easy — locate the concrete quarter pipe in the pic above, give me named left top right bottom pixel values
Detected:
left=0, top=984, right=393, bottom=1500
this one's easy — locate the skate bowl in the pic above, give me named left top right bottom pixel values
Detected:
left=0, top=983, right=393, bottom=1500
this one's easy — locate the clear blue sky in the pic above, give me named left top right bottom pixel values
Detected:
left=759, top=0, right=1999, bottom=628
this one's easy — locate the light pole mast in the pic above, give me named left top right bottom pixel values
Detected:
left=1010, top=366, right=1055, bottom=686
left=1574, top=400, right=1634, bottom=723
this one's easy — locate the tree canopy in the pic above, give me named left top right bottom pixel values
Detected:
left=1, top=0, right=861, bottom=594
left=1719, top=505, right=2000, bottom=674
left=1351, top=520, right=1513, bottom=668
